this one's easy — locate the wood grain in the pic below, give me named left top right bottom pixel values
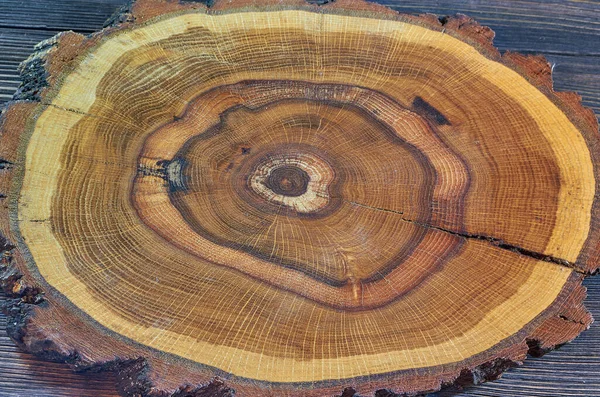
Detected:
left=0, top=1, right=599, bottom=396
left=380, top=0, right=600, bottom=55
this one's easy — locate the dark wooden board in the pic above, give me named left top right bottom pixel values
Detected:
left=0, top=0, right=123, bottom=32
left=0, top=0, right=599, bottom=396
left=380, top=0, right=600, bottom=56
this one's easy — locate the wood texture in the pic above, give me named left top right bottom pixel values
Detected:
left=0, top=0, right=596, bottom=396
left=0, top=294, right=118, bottom=397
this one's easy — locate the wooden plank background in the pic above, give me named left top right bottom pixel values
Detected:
left=0, top=0, right=599, bottom=396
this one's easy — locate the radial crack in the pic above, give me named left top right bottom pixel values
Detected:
left=558, top=314, right=588, bottom=325
left=346, top=200, right=581, bottom=273
left=0, top=158, right=14, bottom=170
left=346, top=201, right=404, bottom=215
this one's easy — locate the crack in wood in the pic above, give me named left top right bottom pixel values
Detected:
left=558, top=314, right=588, bottom=326
left=346, top=200, right=579, bottom=273
left=0, top=159, right=13, bottom=170
left=45, top=103, right=99, bottom=118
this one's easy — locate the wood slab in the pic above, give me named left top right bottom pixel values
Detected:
left=1, top=0, right=599, bottom=396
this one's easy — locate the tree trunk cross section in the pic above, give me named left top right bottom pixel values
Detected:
left=0, top=0, right=599, bottom=396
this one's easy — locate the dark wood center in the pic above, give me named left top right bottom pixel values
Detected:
left=265, top=166, right=310, bottom=197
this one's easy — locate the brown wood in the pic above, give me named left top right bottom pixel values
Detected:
left=1, top=0, right=599, bottom=396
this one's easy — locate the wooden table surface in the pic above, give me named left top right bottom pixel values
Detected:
left=1, top=0, right=599, bottom=396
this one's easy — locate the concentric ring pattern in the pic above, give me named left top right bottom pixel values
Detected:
left=6, top=4, right=599, bottom=395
